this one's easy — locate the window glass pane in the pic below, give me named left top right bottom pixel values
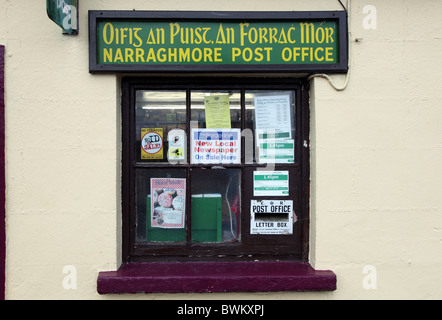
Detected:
left=190, top=91, right=242, bottom=165
left=136, top=91, right=187, bottom=163
left=245, top=91, right=296, bottom=164
left=136, top=168, right=187, bottom=243
left=191, top=169, right=241, bottom=243
left=191, top=91, right=241, bottom=129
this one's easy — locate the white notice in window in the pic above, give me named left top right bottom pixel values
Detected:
left=254, top=95, right=292, bottom=140
left=253, top=171, right=289, bottom=196
left=250, top=199, right=294, bottom=235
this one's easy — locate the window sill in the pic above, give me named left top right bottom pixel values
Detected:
left=97, top=261, right=336, bottom=294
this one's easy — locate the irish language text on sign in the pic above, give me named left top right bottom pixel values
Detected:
left=96, top=20, right=338, bottom=65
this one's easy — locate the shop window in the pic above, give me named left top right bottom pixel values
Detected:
left=97, top=77, right=336, bottom=294
left=121, top=76, right=308, bottom=261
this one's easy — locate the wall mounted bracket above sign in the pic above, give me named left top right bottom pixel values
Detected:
left=89, top=10, right=348, bottom=74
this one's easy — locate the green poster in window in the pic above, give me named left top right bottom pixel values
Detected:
left=253, top=171, right=289, bottom=196
left=258, top=139, right=295, bottom=164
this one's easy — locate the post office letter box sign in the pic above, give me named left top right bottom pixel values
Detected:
left=251, top=199, right=294, bottom=235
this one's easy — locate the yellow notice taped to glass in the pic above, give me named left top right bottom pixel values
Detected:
left=141, top=128, right=163, bottom=159
left=204, top=95, right=231, bottom=129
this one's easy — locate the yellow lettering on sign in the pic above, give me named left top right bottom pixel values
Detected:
left=248, top=28, right=258, bottom=44
left=203, top=48, right=212, bottom=62
left=191, top=48, right=202, bottom=62
left=280, top=46, right=334, bottom=62
left=179, top=48, right=190, bottom=62
left=202, top=27, right=211, bottom=44
left=169, top=23, right=212, bottom=45
left=99, top=20, right=338, bottom=66
left=136, top=48, right=144, bottom=62
left=326, top=27, right=335, bottom=43
left=194, top=27, right=203, bottom=44
left=216, top=24, right=235, bottom=44
left=231, top=47, right=273, bottom=62
left=102, top=23, right=145, bottom=48
left=254, top=47, right=263, bottom=62
left=277, top=27, right=288, bottom=44
left=146, top=28, right=165, bottom=45
left=232, top=47, right=241, bottom=61
left=146, top=28, right=157, bottom=44
left=157, top=48, right=167, bottom=62
left=300, top=23, right=314, bottom=43
left=157, top=28, right=165, bottom=44
left=314, top=47, right=324, bottom=61
left=103, top=48, right=113, bottom=62
left=269, top=28, right=278, bottom=44
left=281, top=47, right=291, bottom=62
left=120, top=28, right=128, bottom=44
left=145, top=48, right=156, bottom=62
left=125, top=48, right=134, bottom=62
left=300, top=23, right=335, bottom=44
left=239, top=23, right=249, bottom=46
left=168, top=48, right=177, bottom=62
left=133, top=28, right=143, bottom=47
left=170, top=23, right=180, bottom=44
left=325, top=47, right=334, bottom=61
left=214, top=48, right=222, bottom=62
left=287, top=27, right=296, bottom=44
left=114, top=48, right=123, bottom=63
left=103, top=23, right=114, bottom=44
left=258, top=28, right=268, bottom=44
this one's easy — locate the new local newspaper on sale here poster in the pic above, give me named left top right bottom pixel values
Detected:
left=191, top=128, right=241, bottom=164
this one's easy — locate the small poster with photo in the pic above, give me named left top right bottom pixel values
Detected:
left=151, top=178, right=186, bottom=229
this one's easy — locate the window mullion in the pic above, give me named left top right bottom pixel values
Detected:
left=186, top=88, right=192, bottom=245
left=240, top=88, right=246, bottom=164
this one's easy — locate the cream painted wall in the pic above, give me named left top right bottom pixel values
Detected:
left=1, top=0, right=441, bottom=299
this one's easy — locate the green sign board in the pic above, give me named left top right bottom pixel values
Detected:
left=89, top=11, right=348, bottom=73
left=47, top=0, right=78, bottom=35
